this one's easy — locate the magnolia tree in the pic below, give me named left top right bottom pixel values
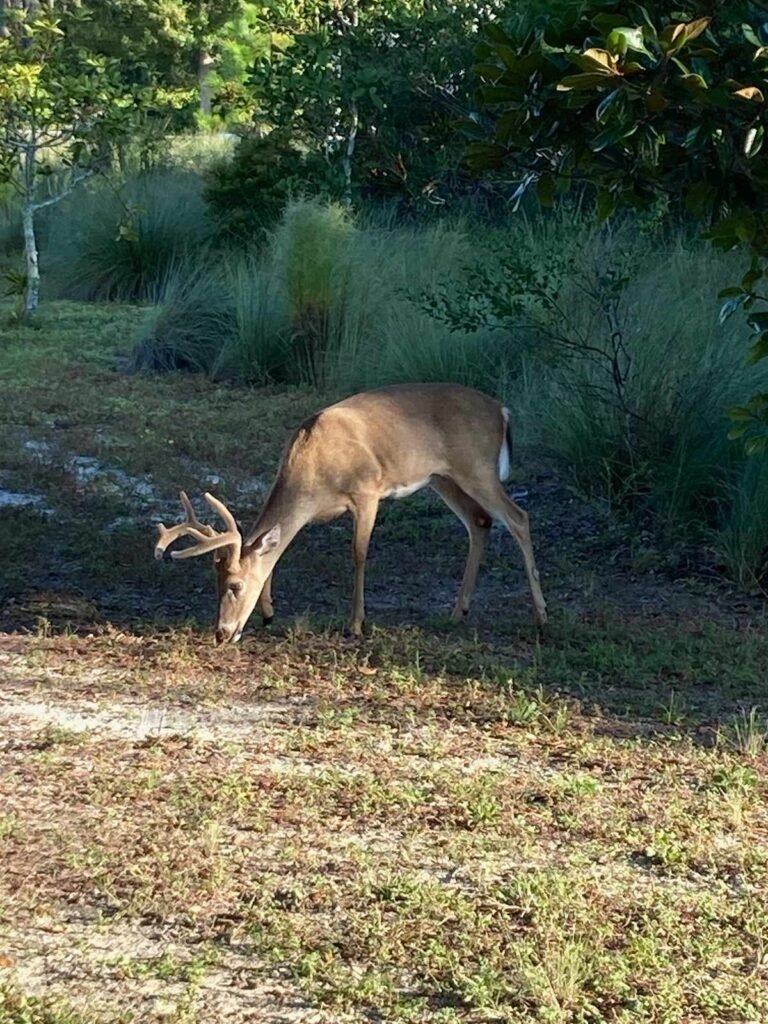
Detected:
left=465, top=1, right=768, bottom=449
left=0, top=2, right=162, bottom=315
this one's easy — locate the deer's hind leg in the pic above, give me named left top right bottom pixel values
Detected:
left=431, top=476, right=492, bottom=622
left=451, top=474, right=547, bottom=627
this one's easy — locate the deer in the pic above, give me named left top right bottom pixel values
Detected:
left=154, top=383, right=547, bottom=644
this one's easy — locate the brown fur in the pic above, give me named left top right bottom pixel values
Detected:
left=156, top=383, right=547, bottom=642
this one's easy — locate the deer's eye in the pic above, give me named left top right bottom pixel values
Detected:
left=229, top=581, right=244, bottom=596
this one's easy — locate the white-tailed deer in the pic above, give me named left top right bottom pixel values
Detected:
left=154, top=384, right=547, bottom=643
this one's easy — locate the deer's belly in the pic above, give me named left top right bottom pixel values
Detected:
left=383, top=477, right=432, bottom=500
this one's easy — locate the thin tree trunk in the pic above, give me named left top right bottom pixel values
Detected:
left=198, top=49, right=214, bottom=117
left=21, top=200, right=40, bottom=315
left=341, top=102, right=358, bottom=208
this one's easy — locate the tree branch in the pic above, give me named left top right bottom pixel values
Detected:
left=31, top=168, right=94, bottom=210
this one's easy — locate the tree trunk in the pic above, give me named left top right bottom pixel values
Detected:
left=341, top=103, right=358, bottom=208
left=198, top=49, right=214, bottom=117
left=21, top=201, right=40, bottom=316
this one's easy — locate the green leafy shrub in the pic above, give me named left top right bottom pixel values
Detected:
left=203, top=131, right=334, bottom=243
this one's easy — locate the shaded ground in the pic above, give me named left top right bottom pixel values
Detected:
left=1, top=304, right=767, bottom=1023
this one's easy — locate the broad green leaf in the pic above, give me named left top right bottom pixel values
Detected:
left=473, top=62, right=505, bottom=82
left=742, top=266, right=764, bottom=291
left=606, top=26, right=653, bottom=59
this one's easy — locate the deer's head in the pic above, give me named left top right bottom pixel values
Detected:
left=154, top=492, right=280, bottom=644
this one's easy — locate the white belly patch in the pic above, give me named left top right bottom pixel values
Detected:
left=498, top=406, right=511, bottom=481
left=385, top=478, right=431, bottom=499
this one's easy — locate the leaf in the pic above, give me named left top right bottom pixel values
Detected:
left=494, top=110, right=519, bottom=144
left=473, top=62, right=505, bottom=82
left=558, top=73, right=616, bottom=91
left=746, top=312, right=768, bottom=333
left=596, top=88, right=622, bottom=122
left=483, top=23, right=512, bottom=45
left=745, top=124, right=765, bottom=158
left=481, top=84, right=516, bottom=104
left=729, top=405, right=755, bottom=421
left=742, top=266, right=764, bottom=291
left=660, top=18, right=711, bottom=55
left=606, top=26, right=653, bottom=58
left=719, top=295, right=747, bottom=325
left=733, top=85, right=765, bottom=102
left=464, top=141, right=504, bottom=170
left=646, top=88, right=668, bottom=112
left=744, top=435, right=768, bottom=455
left=718, top=287, right=745, bottom=299
left=592, top=122, right=638, bottom=151
left=681, top=73, right=708, bottom=93
left=571, top=48, right=621, bottom=74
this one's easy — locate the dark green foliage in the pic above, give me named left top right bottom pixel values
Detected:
left=465, top=1, right=768, bottom=446
left=203, top=131, right=333, bottom=241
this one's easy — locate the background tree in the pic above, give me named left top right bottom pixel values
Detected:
left=465, top=0, right=768, bottom=449
left=74, top=0, right=245, bottom=121
left=241, top=0, right=499, bottom=208
left=0, top=1, right=168, bottom=314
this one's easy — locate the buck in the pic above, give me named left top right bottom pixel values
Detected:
left=154, top=384, right=547, bottom=643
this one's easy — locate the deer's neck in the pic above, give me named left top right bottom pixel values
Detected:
left=246, top=471, right=319, bottom=555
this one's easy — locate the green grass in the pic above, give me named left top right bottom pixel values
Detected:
left=0, top=299, right=767, bottom=1022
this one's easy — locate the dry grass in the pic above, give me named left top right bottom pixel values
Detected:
left=1, top=301, right=767, bottom=1022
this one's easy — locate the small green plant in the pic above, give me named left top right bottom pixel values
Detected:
left=722, top=708, right=767, bottom=757
left=709, top=764, right=759, bottom=795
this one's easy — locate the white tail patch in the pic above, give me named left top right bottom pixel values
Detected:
left=497, top=407, right=511, bottom=481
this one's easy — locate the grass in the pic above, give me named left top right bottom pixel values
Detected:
left=1, top=299, right=767, bottom=1022
left=44, top=169, right=213, bottom=303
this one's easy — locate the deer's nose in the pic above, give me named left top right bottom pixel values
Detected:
left=214, top=627, right=230, bottom=645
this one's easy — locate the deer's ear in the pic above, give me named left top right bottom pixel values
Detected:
left=250, top=524, right=281, bottom=556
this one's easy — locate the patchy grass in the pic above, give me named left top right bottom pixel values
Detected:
left=1, top=301, right=767, bottom=1022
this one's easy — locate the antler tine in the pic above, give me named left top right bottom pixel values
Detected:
left=204, top=492, right=238, bottom=533
left=169, top=493, right=242, bottom=564
left=154, top=490, right=216, bottom=561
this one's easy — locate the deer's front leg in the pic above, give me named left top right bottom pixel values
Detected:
left=350, top=496, right=379, bottom=635
left=258, top=571, right=275, bottom=625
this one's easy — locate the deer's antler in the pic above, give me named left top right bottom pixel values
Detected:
left=155, top=492, right=242, bottom=565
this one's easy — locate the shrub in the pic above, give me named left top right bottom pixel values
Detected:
left=203, top=131, right=335, bottom=243
left=45, top=169, right=213, bottom=302
left=129, top=262, right=233, bottom=374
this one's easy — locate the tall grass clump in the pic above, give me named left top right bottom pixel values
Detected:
left=496, top=218, right=768, bottom=583
left=130, top=262, right=233, bottom=374
left=45, top=168, right=213, bottom=302
left=269, top=199, right=356, bottom=384
left=211, top=254, right=290, bottom=383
